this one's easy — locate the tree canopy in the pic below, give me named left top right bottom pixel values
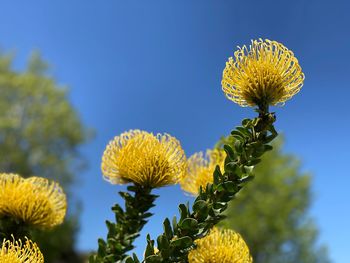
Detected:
left=0, top=52, right=90, bottom=262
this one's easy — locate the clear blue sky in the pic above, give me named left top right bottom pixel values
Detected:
left=0, top=0, right=349, bottom=262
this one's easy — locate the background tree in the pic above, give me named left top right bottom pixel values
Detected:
left=219, top=138, right=331, bottom=263
left=0, top=52, right=90, bottom=263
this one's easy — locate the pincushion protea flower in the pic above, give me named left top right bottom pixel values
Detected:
left=222, top=39, right=304, bottom=108
left=0, top=237, right=44, bottom=263
left=188, top=227, right=252, bottom=263
left=180, top=149, right=225, bottom=195
left=0, top=173, right=66, bottom=228
left=101, top=130, right=186, bottom=188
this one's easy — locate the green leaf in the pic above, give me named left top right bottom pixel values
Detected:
left=213, top=165, right=222, bottom=185
left=247, top=158, right=261, bottom=166
left=142, top=212, right=153, bottom=219
left=132, top=253, right=140, bottom=263
left=119, top=191, right=133, bottom=202
left=205, top=183, right=214, bottom=195
left=193, top=200, right=207, bottom=212
left=144, top=236, right=155, bottom=258
left=231, top=130, right=245, bottom=141
left=97, top=239, right=106, bottom=256
left=249, top=141, right=264, bottom=149
left=223, top=144, right=235, bottom=160
left=127, top=185, right=138, bottom=192
left=234, top=141, right=243, bottom=153
left=193, top=200, right=209, bottom=221
left=170, top=236, right=193, bottom=248
left=179, top=204, right=188, bottom=222
left=242, top=118, right=252, bottom=127
left=163, top=218, right=173, bottom=240
left=252, top=149, right=265, bottom=158
left=145, top=255, right=163, bottom=263
left=157, top=234, right=170, bottom=250
left=264, top=145, right=273, bottom=151
left=180, top=218, right=198, bottom=230
left=216, top=181, right=237, bottom=193
left=225, top=162, right=238, bottom=174
left=172, top=216, right=178, bottom=234
left=125, top=232, right=141, bottom=241
left=105, top=220, right=114, bottom=232
left=111, top=204, right=123, bottom=214
left=237, top=126, right=251, bottom=137
left=146, top=234, right=152, bottom=241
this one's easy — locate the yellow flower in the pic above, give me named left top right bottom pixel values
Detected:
left=222, top=39, right=304, bottom=107
left=0, top=237, right=44, bottom=263
left=180, top=149, right=225, bottom=195
left=0, top=173, right=67, bottom=228
left=188, top=228, right=252, bottom=263
left=101, top=130, right=186, bottom=188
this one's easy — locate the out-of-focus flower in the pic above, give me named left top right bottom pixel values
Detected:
left=180, top=149, right=225, bottom=195
left=188, top=227, right=252, bottom=263
left=222, top=39, right=304, bottom=107
left=0, top=173, right=66, bottom=228
left=0, top=236, right=44, bottom=263
left=101, top=130, right=186, bottom=188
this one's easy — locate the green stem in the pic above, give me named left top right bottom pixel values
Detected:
left=90, top=185, right=158, bottom=263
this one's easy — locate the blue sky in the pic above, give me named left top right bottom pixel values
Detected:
left=1, top=0, right=349, bottom=262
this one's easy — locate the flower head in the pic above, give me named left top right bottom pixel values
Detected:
left=0, top=237, right=44, bottom=263
left=180, top=149, right=225, bottom=195
left=222, top=39, right=304, bottom=107
left=188, top=227, right=252, bottom=263
left=101, top=130, right=186, bottom=188
left=0, top=173, right=67, bottom=228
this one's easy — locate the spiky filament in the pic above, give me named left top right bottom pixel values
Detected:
left=222, top=39, right=304, bottom=107
left=0, top=236, right=44, bottom=263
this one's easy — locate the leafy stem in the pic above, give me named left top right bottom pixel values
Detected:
left=90, top=184, right=158, bottom=263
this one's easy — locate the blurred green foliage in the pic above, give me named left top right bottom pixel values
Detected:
left=0, top=52, right=90, bottom=262
left=219, top=138, right=331, bottom=263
